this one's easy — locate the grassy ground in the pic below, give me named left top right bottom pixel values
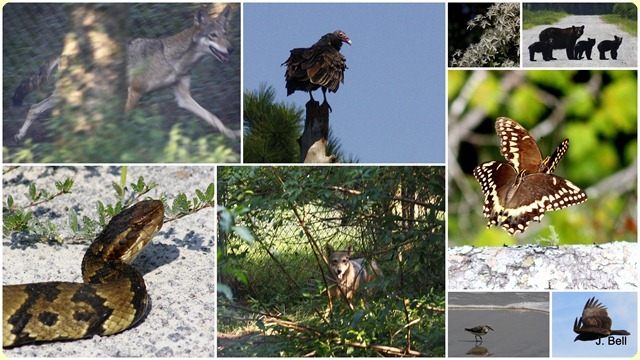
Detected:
left=524, top=9, right=637, bottom=36
left=522, top=10, right=569, bottom=29
left=217, top=301, right=317, bottom=357
left=218, top=231, right=446, bottom=356
left=602, top=14, right=637, bottom=36
left=217, top=296, right=446, bottom=357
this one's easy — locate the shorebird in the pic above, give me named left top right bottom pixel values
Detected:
left=465, top=325, right=494, bottom=342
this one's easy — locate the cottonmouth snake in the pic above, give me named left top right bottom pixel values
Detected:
left=3, top=200, right=163, bottom=348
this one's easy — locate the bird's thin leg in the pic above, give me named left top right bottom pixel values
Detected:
left=321, top=87, right=332, bottom=112
left=308, top=91, right=315, bottom=102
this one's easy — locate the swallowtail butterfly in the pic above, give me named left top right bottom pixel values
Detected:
left=473, top=117, right=587, bottom=235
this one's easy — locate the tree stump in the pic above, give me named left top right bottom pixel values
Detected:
left=57, top=5, right=128, bottom=136
left=298, top=99, right=336, bottom=163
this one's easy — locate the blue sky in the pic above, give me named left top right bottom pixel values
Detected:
left=552, top=292, right=637, bottom=357
left=243, top=3, right=445, bottom=163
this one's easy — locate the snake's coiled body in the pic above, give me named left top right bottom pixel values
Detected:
left=3, top=200, right=163, bottom=348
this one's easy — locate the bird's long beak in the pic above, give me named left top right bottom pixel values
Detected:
left=345, top=38, right=352, bottom=45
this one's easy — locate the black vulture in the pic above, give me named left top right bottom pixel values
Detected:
left=282, top=30, right=351, bottom=108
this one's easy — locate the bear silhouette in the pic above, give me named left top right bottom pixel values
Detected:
left=574, top=38, right=596, bottom=60
left=539, top=25, right=585, bottom=60
left=529, top=38, right=554, bottom=61
left=598, top=35, right=623, bottom=60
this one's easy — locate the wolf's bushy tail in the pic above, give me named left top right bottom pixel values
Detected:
left=13, top=57, right=60, bottom=106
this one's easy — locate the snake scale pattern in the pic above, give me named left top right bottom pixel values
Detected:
left=3, top=200, right=164, bottom=348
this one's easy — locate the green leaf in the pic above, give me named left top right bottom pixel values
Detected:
left=132, top=175, right=146, bottom=193
left=120, top=166, right=128, bottom=190
left=231, top=226, right=254, bottom=244
left=54, top=178, right=74, bottom=193
left=205, top=183, right=215, bottom=200
left=218, top=208, right=232, bottom=231
left=61, top=178, right=74, bottom=193
left=96, top=201, right=107, bottom=225
left=227, top=268, right=248, bottom=285
left=28, top=183, right=37, bottom=200
left=112, top=183, right=123, bottom=198
left=68, top=208, right=78, bottom=232
left=172, top=193, right=190, bottom=214
left=195, top=189, right=207, bottom=203
left=79, top=215, right=99, bottom=238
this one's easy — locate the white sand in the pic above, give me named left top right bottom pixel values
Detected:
left=2, top=166, right=215, bottom=357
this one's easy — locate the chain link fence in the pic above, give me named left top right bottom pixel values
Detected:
left=219, top=167, right=445, bottom=305
left=231, top=206, right=380, bottom=301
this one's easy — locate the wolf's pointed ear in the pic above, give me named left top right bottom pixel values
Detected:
left=326, top=243, right=335, bottom=254
left=194, top=8, right=209, bottom=27
left=219, top=5, right=232, bottom=30
left=346, top=244, right=353, bottom=255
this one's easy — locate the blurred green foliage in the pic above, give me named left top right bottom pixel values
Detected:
left=613, top=3, right=637, bottom=20
left=448, top=70, right=637, bottom=246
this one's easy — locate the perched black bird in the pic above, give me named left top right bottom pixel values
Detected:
left=573, top=297, right=630, bottom=341
left=465, top=325, right=494, bottom=342
left=282, top=30, right=351, bottom=108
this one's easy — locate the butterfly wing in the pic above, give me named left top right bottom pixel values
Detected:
left=541, top=139, right=569, bottom=174
left=495, top=117, right=544, bottom=173
left=473, top=161, right=587, bottom=235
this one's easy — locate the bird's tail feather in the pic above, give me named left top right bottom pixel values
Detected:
left=611, top=330, right=630, bottom=335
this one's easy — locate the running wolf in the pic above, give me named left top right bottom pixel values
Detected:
left=12, top=5, right=238, bottom=142
left=325, top=243, right=382, bottom=300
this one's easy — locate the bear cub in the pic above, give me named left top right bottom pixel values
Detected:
left=598, top=35, right=623, bottom=60
left=574, top=38, right=595, bottom=60
left=529, top=39, right=554, bottom=61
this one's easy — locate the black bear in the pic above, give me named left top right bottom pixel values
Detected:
left=539, top=25, right=585, bottom=60
left=574, top=38, right=596, bottom=60
left=598, top=35, right=623, bottom=60
left=529, top=38, right=554, bottom=61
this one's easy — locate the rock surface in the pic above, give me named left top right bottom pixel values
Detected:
left=449, top=242, right=637, bottom=290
